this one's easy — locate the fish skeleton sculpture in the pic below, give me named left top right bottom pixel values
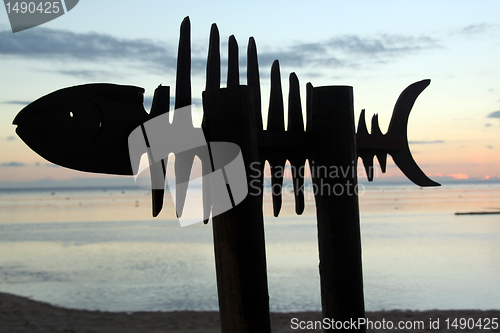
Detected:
left=12, top=17, right=440, bottom=224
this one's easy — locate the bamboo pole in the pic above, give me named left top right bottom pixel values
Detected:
left=203, top=86, right=271, bottom=333
left=309, top=86, right=366, bottom=332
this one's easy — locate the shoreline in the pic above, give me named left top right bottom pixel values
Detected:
left=1, top=292, right=499, bottom=332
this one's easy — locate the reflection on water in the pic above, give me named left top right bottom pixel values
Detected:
left=0, top=184, right=499, bottom=311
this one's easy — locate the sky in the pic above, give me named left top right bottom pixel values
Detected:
left=0, top=0, right=499, bottom=186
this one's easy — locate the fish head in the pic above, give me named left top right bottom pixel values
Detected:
left=13, top=84, right=150, bottom=175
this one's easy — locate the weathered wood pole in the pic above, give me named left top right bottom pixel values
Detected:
left=310, top=86, right=366, bottom=332
left=203, top=86, right=271, bottom=333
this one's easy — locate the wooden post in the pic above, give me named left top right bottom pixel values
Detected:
left=310, top=86, right=366, bottom=332
left=203, top=86, right=271, bottom=333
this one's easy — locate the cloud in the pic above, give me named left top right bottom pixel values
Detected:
left=1, top=162, right=25, bottom=167
left=3, top=100, right=31, bottom=105
left=409, top=140, right=444, bottom=144
left=485, top=123, right=492, bottom=127
left=302, top=72, right=324, bottom=78
left=459, top=23, right=500, bottom=36
left=326, top=34, right=437, bottom=55
left=458, top=23, right=500, bottom=41
left=0, top=161, right=59, bottom=167
left=5, top=136, right=16, bottom=141
left=460, top=23, right=492, bottom=34
left=426, top=173, right=500, bottom=183
left=448, top=173, right=469, bottom=180
left=52, top=69, right=120, bottom=80
left=0, top=27, right=440, bottom=79
left=487, top=145, right=494, bottom=149
left=429, top=173, right=443, bottom=177
left=256, top=34, right=439, bottom=70
left=0, top=28, right=180, bottom=75
left=487, top=111, right=500, bottom=118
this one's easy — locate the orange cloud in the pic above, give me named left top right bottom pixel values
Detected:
left=429, top=173, right=443, bottom=177
left=447, top=173, right=469, bottom=179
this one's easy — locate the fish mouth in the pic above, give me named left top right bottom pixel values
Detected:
left=12, top=105, right=44, bottom=154
left=12, top=100, right=45, bottom=130
left=12, top=103, right=44, bottom=144
left=12, top=107, right=30, bottom=140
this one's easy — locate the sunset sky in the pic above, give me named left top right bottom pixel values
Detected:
left=1, top=1, right=499, bottom=186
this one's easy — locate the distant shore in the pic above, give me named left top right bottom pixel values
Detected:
left=1, top=292, right=499, bottom=332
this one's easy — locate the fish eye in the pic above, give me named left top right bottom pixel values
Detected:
left=57, top=101, right=102, bottom=142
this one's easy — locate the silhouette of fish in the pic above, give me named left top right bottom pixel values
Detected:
left=13, top=83, right=161, bottom=175
left=13, top=16, right=440, bottom=224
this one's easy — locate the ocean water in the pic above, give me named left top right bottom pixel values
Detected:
left=0, top=184, right=499, bottom=312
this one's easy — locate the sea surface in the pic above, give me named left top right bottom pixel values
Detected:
left=0, top=183, right=499, bottom=312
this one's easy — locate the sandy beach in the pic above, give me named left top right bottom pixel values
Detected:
left=1, top=292, right=499, bottom=333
